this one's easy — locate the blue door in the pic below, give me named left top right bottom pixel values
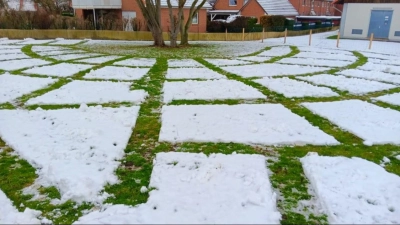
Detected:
left=368, top=10, right=393, bottom=39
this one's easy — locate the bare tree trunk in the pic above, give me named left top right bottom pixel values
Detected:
left=180, top=0, right=206, bottom=46
left=136, top=0, right=165, bottom=47
left=167, top=0, right=185, bottom=47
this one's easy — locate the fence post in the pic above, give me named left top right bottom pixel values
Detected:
left=336, top=31, right=340, bottom=48
left=369, top=33, right=374, bottom=50
left=225, top=28, right=227, bottom=41
left=242, top=28, right=245, bottom=41
left=284, top=28, right=287, bottom=44
left=262, top=27, right=264, bottom=43
left=309, top=29, right=312, bottom=46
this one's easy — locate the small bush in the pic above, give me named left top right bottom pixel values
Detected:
left=207, top=20, right=225, bottom=32
left=260, top=15, right=286, bottom=31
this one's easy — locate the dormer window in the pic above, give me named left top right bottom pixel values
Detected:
left=229, top=0, right=237, bottom=6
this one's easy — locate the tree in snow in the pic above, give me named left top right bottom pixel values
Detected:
left=179, top=0, right=207, bottom=46
left=136, top=0, right=165, bottom=47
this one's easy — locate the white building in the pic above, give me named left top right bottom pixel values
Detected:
left=337, top=0, right=400, bottom=41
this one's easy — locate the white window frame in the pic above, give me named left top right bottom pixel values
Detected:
left=192, top=12, right=199, bottom=24
left=229, top=0, right=237, bottom=6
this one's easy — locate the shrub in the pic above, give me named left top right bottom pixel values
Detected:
left=260, top=15, right=286, bottom=31
left=207, top=20, right=225, bottom=32
left=225, top=16, right=249, bottom=32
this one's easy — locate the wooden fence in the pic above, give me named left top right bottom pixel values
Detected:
left=0, top=27, right=338, bottom=41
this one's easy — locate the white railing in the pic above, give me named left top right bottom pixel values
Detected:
left=72, top=0, right=122, bottom=9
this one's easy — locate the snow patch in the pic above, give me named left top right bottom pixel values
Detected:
left=297, top=74, right=397, bottom=94
left=84, top=66, right=150, bottom=80
left=168, top=59, right=204, bottom=68
left=159, top=104, right=338, bottom=145
left=302, top=100, right=400, bottom=145
left=0, top=106, right=140, bottom=203
left=0, top=58, right=51, bottom=71
left=75, top=56, right=123, bottom=64
left=301, top=152, right=400, bottom=224
left=162, top=79, right=265, bottom=103
left=166, top=67, right=226, bottom=80
left=113, top=58, right=156, bottom=67
left=74, top=152, right=282, bottom=224
left=26, top=80, right=148, bottom=105
left=254, top=77, right=338, bottom=98
left=373, top=93, right=400, bottom=106
left=23, top=63, right=93, bottom=77
left=222, top=64, right=329, bottom=78
left=0, top=74, right=56, bottom=103
left=0, top=190, right=41, bottom=224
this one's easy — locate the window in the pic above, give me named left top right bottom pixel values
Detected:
left=229, top=0, right=237, bottom=6
left=303, top=0, right=305, bottom=5
left=192, top=13, right=199, bottom=24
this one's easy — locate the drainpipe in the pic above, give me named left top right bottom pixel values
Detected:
left=310, top=0, right=316, bottom=15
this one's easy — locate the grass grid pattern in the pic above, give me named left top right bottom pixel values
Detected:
left=0, top=40, right=398, bottom=224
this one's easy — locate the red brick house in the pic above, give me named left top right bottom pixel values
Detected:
left=72, top=0, right=211, bottom=32
left=209, top=0, right=298, bottom=21
left=289, top=0, right=342, bottom=16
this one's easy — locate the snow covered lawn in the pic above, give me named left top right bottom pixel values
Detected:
left=0, top=58, right=50, bottom=71
left=0, top=49, right=23, bottom=54
left=75, top=56, right=123, bottom=64
left=0, top=190, right=41, bottom=224
left=113, top=58, right=156, bottom=67
left=159, top=104, right=338, bottom=145
left=301, top=152, right=400, bottom=224
left=294, top=52, right=357, bottom=61
left=16, top=39, right=53, bottom=45
left=37, top=50, right=86, bottom=56
left=337, top=69, right=400, bottom=84
left=49, top=53, right=103, bottom=61
left=49, top=39, right=84, bottom=45
left=84, top=66, right=150, bottom=80
left=297, top=74, right=397, bottom=94
left=373, top=93, right=400, bottom=106
left=0, top=74, right=56, bottom=103
left=26, top=80, right=148, bottom=105
left=302, top=100, right=400, bottom=145
left=358, top=62, right=400, bottom=74
left=297, top=47, right=353, bottom=55
left=0, top=106, right=140, bottom=203
left=166, top=67, right=226, bottom=80
left=0, top=53, right=29, bottom=61
left=254, top=77, right=338, bottom=98
left=162, top=80, right=265, bottom=103
left=222, top=64, right=329, bottom=78
left=238, top=56, right=271, bottom=62
left=278, top=57, right=352, bottom=67
left=257, top=46, right=291, bottom=57
left=167, top=59, right=204, bottom=68
left=23, top=63, right=93, bottom=77
left=31, top=46, right=70, bottom=52
left=204, top=58, right=253, bottom=66
left=74, top=152, right=282, bottom=224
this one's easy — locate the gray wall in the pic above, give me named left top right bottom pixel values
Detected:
left=340, top=3, right=400, bottom=41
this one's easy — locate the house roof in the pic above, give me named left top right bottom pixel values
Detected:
left=160, top=0, right=212, bottom=8
left=255, top=0, right=298, bottom=16
left=334, top=0, right=400, bottom=4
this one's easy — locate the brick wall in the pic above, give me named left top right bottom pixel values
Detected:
left=289, top=0, right=339, bottom=16
left=240, top=0, right=266, bottom=20
left=214, top=0, right=247, bottom=10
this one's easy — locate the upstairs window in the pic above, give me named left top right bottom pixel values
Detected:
left=192, top=13, right=199, bottom=24
left=229, top=0, right=237, bottom=6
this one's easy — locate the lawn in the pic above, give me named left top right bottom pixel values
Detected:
left=0, top=32, right=399, bottom=224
